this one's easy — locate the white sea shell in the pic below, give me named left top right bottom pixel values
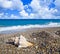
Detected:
left=18, top=35, right=33, bottom=48
left=12, top=35, right=33, bottom=48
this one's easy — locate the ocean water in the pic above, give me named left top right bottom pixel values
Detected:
left=0, top=19, right=60, bottom=33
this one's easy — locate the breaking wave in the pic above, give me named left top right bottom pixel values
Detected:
left=0, top=22, right=60, bottom=32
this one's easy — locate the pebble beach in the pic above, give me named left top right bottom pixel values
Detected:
left=0, top=27, right=60, bottom=54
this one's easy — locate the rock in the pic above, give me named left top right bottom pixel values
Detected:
left=34, top=38, right=36, bottom=40
left=48, top=48, right=53, bottom=54
left=36, top=51, right=43, bottom=54
left=57, top=47, right=60, bottom=54
left=55, top=30, right=60, bottom=36
left=32, top=31, right=51, bottom=39
left=41, top=42, right=46, bottom=47
left=35, top=46, right=38, bottom=49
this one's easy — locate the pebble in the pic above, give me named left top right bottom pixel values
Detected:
left=34, top=38, right=36, bottom=40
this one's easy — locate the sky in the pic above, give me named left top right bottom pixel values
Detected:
left=0, top=0, right=60, bottom=19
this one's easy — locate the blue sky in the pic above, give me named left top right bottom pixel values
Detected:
left=0, top=0, right=60, bottom=19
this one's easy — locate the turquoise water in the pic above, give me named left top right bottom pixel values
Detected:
left=0, top=19, right=60, bottom=26
left=0, top=19, right=60, bottom=34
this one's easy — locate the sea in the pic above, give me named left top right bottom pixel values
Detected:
left=0, top=19, right=60, bottom=34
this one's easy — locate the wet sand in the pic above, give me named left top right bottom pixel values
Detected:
left=0, top=27, right=60, bottom=54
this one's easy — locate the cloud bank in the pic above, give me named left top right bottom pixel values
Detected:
left=0, top=0, right=60, bottom=19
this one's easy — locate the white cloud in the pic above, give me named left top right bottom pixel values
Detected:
left=12, top=0, right=24, bottom=10
left=29, top=13, right=35, bottom=18
left=0, top=13, right=9, bottom=19
left=0, top=0, right=24, bottom=10
left=0, top=0, right=12, bottom=9
left=0, top=13, right=20, bottom=19
left=27, top=0, right=60, bottom=19
left=0, top=0, right=60, bottom=19
left=53, top=0, right=60, bottom=17
left=19, top=9, right=36, bottom=19
left=0, top=13, right=4, bottom=18
left=55, top=0, right=60, bottom=8
left=10, top=14, right=20, bottom=19
left=30, top=0, right=41, bottom=12
left=20, top=10, right=29, bottom=17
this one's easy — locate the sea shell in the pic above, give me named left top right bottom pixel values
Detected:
left=18, top=35, right=33, bottom=48
left=12, top=35, right=33, bottom=48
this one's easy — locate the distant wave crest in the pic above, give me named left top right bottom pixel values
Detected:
left=0, top=22, right=60, bottom=32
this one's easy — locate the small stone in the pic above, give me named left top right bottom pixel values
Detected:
left=35, top=46, right=38, bottom=49
left=34, top=38, right=36, bottom=40
left=36, top=51, right=43, bottom=54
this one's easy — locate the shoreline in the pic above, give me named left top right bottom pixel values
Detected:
left=0, top=27, right=60, bottom=34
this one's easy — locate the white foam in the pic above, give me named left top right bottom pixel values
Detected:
left=0, top=22, right=60, bottom=32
